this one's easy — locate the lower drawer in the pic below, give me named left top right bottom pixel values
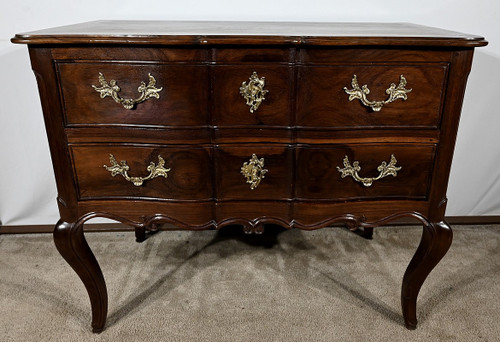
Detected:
left=215, top=145, right=293, bottom=200
left=296, top=144, right=436, bottom=200
left=70, top=143, right=435, bottom=202
left=70, top=145, right=212, bottom=200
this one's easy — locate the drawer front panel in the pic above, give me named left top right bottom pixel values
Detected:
left=212, top=66, right=292, bottom=126
left=71, top=145, right=212, bottom=200
left=296, top=144, right=436, bottom=200
left=215, top=146, right=293, bottom=200
left=58, top=63, right=209, bottom=126
left=296, top=65, right=447, bottom=128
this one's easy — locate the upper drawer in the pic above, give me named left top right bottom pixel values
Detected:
left=212, top=65, right=293, bottom=126
left=296, top=64, right=448, bottom=128
left=57, top=62, right=209, bottom=126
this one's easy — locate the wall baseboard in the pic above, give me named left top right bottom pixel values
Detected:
left=446, top=216, right=500, bottom=224
left=1, top=216, right=499, bottom=234
left=0, top=223, right=134, bottom=234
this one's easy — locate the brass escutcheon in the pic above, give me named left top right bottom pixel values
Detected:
left=239, top=72, right=269, bottom=113
left=241, top=154, right=268, bottom=190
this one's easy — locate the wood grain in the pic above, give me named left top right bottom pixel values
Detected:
left=58, top=62, right=209, bottom=127
left=70, top=145, right=212, bottom=200
left=297, top=64, right=447, bottom=128
left=296, top=144, right=436, bottom=200
left=212, top=65, right=293, bottom=127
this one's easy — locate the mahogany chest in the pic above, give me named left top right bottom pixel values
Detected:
left=12, top=21, right=487, bottom=332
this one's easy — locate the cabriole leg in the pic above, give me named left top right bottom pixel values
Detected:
left=53, top=219, right=108, bottom=333
left=401, top=220, right=452, bottom=329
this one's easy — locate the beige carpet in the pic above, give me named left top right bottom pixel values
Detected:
left=0, top=225, right=499, bottom=341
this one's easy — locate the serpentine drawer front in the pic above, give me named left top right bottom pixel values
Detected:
left=58, top=62, right=209, bottom=126
left=213, top=66, right=292, bottom=126
left=297, top=65, right=447, bottom=128
left=296, top=144, right=436, bottom=200
left=71, top=145, right=212, bottom=200
left=12, top=21, right=487, bottom=333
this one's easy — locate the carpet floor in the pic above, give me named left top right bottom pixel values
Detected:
left=1, top=225, right=499, bottom=341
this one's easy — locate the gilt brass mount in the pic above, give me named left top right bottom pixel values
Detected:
left=241, top=154, right=268, bottom=190
left=103, top=154, right=170, bottom=186
left=92, top=73, right=163, bottom=110
left=337, top=154, right=401, bottom=187
left=344, top=75, right=412, bottom=112
left=239, top=72, right=269, bottom=113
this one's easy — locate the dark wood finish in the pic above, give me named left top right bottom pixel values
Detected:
left=212, top=66, right=292, bottom=127
left=53, top=219, right=107, bottom=333
left=299, top=48, right=454, bottom=63
left=65, top=126, right=212, bottom=145
left=58, top=62, right=209, bottom=127
left=12, top=21, right=487, bottom=333
left=295, top=129, right=439, bottom=145
left=215, top=145, right=293, bottom=200
left=427, top=50, right=476, bottom=222
left=28, top=48, right=79, bottom=223
left=3, top=215, right=500, bottom=235
left=11, top=21, right=487, bottom=47
left=297, top=64, right=447, bottom=128
left=401, top=219, right=453, bottom=329
left=70, top=145, right=212, bottom=200
left=52, top=46, right=209, bottom=62
left=296, top=144, right=436, bottom=200
left=214, top=48, right=293, bottom=63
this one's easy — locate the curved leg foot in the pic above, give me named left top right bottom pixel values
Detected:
left=361, top=227, right=374, bottom=239
left=242, top=223, right=264, bottom=235
left=401, top=220, right=452, bottom=329
left=345, top=218, right=373, bottom=239
left=135, top=227, right=146, bottom=243
left=136, top=223, right=162, bottom=243
left=53, top=219, right=108, bottom=333
left=346, top=225, right=374, bottom=239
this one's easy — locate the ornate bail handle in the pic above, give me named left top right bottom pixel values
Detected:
left=103, top=154, right=171, bottom=186
left=337, top=154, right=402, bottom=187
left=92, top=73, right=163, bottom=110
left=241, top=154, right=268, bottom=190
left=344, top=75, right=412, bottom=112
left=240, top=72, right=269, bottom=113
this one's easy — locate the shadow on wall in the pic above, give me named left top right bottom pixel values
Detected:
left=447, top=50, right=500, bottom=216
left=0, top=44, right=58, bottom=225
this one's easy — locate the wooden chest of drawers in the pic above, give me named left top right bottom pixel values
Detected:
left=12, top=21, right=487, bottom=333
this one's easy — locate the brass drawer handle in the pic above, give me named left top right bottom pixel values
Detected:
left=240, top=72, right=269, bottom=113
left=103, top=154, right=171, bottom=186
left=92, top=73, right=163, bottom=110
left=344, top=75, right=412, bottom=112
left=241, top=154, right=268, bottom=190
left=337, top=154, right=401, bottom=187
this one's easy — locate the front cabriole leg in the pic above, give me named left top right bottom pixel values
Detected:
left=401, top=220, right=453, bottom=329
left=53, top=219, right=108, bottom=333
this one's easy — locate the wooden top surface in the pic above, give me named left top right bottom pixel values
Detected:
left=11, top=20, right=487, bottom=47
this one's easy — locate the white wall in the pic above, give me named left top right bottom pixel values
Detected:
left=1, top=0, right=499, bottom=225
